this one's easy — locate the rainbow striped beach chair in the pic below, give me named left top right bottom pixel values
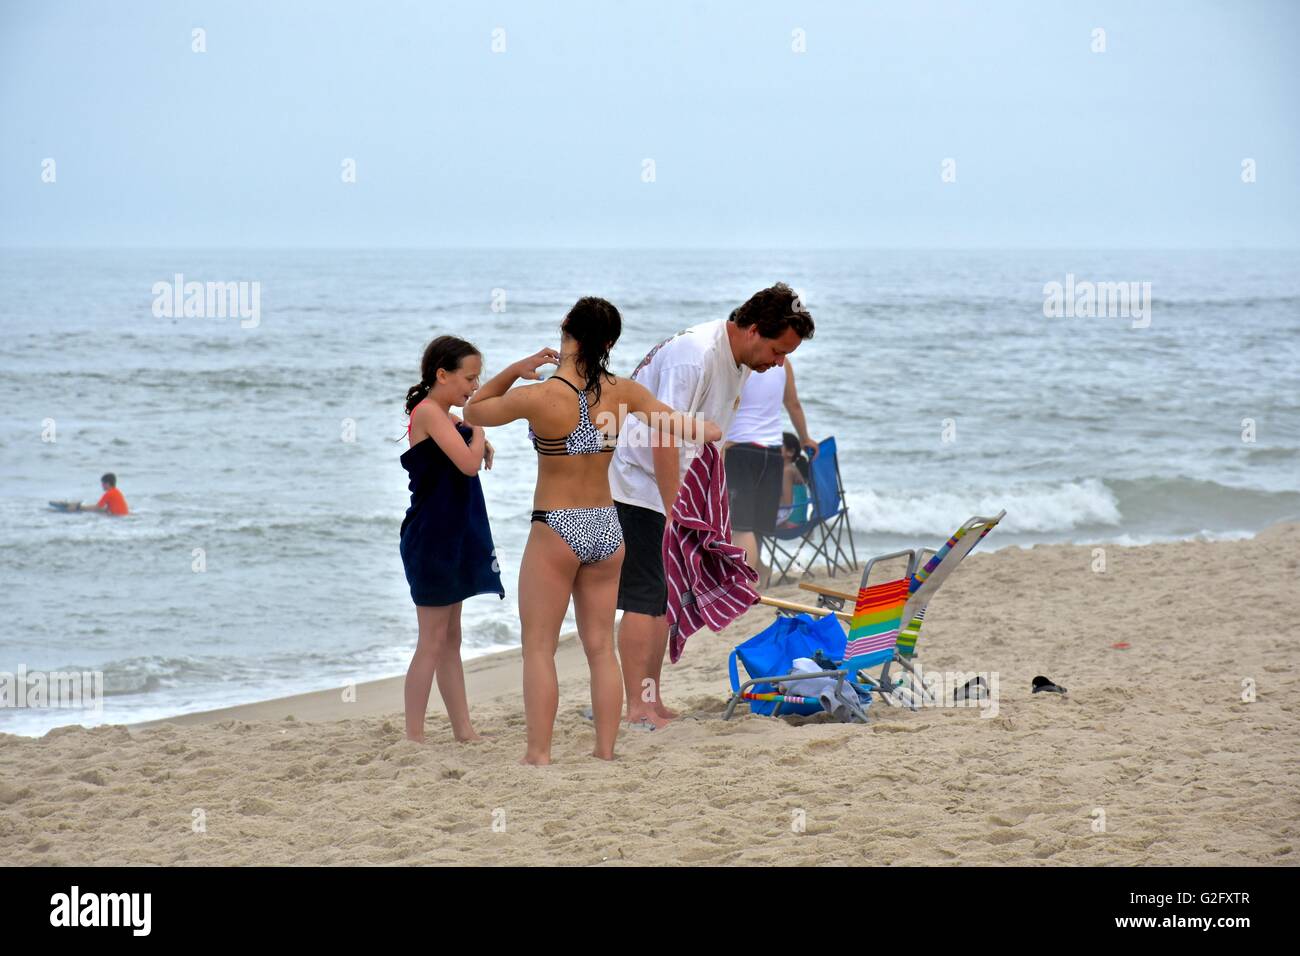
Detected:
left=753, top=510, right=1005, bottom=709
left=724, top=576, right=910, bottom=721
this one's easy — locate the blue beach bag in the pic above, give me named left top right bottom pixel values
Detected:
left=728, top=613, right=848, bottom=716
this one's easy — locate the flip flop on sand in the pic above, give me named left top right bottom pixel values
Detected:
left=1032, top=675, right=1068, bottom=695
left=581, top=708, right=658, bottom=731
left=953, top=675, right=989, bottom=702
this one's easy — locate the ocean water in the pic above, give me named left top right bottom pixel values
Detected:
left=2, top=248, right=1298, bottom=736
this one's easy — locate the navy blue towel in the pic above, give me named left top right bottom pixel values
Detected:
left=399, top=422, right=505, bottom=607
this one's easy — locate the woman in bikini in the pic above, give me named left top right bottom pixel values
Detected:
left=465, top=297, right=720, bottom=764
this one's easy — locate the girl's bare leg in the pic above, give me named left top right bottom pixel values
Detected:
left=405, top=603, right=456, bottom=742
left=434, top=604, right=481, bottom=742
left=572, top=544, right=625, bottom=760
left=518, top=522, right=579, bottom=765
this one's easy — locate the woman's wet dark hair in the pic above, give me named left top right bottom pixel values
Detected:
left=405, top=335, right=481, bottom=415
left=561, top=296, right=621, bottom=402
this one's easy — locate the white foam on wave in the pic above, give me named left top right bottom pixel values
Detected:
left=1098, top=528, right=1258, bottom=547
left=847, top=478, right=1122, bottom=536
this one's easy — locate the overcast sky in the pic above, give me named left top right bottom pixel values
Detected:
left=2, top=0, right=1296, bottom=248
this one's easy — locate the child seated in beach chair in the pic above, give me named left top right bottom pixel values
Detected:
left=776, top=433, right=811, bottom=530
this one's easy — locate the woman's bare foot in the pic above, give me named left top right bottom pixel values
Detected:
left=592, top=748, right=617, bottom=761
left=652, top=702, right=680, bottom=720
left=454, top=729, right=494, bottom=744
left=406, top=733, right=426, bottom=744
left=520, top=751, right=551, bottom=766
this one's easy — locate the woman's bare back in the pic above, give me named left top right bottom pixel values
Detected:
left=530, top=374, right=628, bottom=510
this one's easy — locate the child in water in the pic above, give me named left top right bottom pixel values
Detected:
left=68, top=473, right=129, bottom=515
left=399, top=336, right=507, bottom=743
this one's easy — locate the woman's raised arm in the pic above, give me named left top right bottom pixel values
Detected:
left=464, top=348, right=559, bottom=427
left=621, top=379, right=722, bottom=446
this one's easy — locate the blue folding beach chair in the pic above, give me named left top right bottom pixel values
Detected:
left=758, top=436, right=858, bottom=585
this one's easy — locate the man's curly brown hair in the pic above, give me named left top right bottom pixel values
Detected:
left=728, top=283, right=815, bottom=340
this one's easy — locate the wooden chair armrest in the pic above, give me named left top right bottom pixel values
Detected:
left=757, top=596, right=852, bottom=623
left=798, top=581, right=855, bottom=601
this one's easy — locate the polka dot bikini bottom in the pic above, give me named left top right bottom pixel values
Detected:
left=531, top=506, right=623, bottom=565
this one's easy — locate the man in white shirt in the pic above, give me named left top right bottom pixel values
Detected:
left=723, top=359, right=819, bottom=583
left=610, top=283, right=815, bottom=728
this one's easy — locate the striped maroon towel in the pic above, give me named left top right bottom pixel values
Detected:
left=664, top=442, right=760, bottom=662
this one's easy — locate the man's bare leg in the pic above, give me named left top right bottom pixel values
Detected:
left=617, top=610, right=673, bottom=727
left=645, top=614, right=678, bottom=720
left=732, top=529, right=770, bottom=587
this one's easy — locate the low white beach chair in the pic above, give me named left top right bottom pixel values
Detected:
left=754, top=510, right=1005, bottom=706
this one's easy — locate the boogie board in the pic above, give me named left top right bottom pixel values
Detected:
left=48, top=500, right=83, bottom=513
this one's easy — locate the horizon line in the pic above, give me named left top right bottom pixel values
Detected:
left=3, top=244, right=1299, bottom=253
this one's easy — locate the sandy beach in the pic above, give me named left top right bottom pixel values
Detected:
left=3, top=526, right=1297, bottom=866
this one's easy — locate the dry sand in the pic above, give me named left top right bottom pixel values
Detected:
left=3, top=526, right=1297, bottom=865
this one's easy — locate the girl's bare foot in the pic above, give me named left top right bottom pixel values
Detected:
left=653, top=703, right=680, bottom=720
left=406, top=732, right=426, bottom=744
left=454, top=729, right=494, bottom=743
left=520, top=751, right=551, bottom=766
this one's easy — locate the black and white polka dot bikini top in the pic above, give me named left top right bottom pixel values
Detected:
left=529, top=377, right=616, bottom=456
